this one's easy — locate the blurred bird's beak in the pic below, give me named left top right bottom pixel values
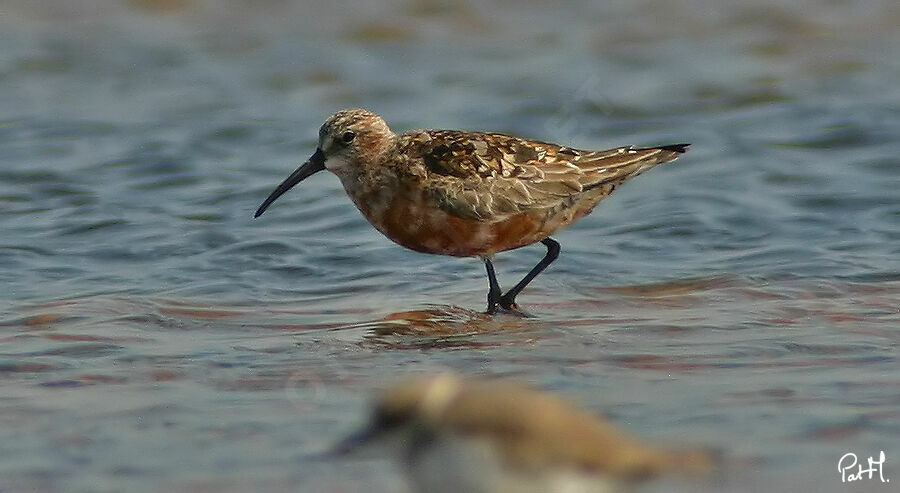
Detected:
left=328, top=426, right=380, bottom=458
left=254, top=147, right=326, bottom=218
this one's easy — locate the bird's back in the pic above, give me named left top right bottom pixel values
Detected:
left=394, top=129, right=687, bottom=221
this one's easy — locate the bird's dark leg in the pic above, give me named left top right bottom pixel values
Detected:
left=483, top=257, right=502, bottom=314
left=499, top=238, right=560, bottom=310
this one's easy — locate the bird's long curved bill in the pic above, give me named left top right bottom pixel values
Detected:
left=254, top=148, right=326, bottom=218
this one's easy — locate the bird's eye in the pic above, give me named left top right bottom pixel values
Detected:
left=341, top=131, right=356, bottom=143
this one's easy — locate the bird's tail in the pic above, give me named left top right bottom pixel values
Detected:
left=580, top=143, right=690, bottom=190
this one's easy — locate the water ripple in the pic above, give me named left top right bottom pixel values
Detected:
left=1, top=2, right=899, bottom=491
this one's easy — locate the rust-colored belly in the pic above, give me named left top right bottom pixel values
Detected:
left=352, top=183, right=593, bottom=257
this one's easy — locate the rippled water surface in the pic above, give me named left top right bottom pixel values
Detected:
left=1, top=1, right=898, bottom=491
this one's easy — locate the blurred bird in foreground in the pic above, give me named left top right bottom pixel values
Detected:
left=255, top=109, right=688, bottom=313
left=333, top=374, right=714, bottom=493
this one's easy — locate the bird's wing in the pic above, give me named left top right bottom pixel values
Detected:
left=398, top=130, right=688, bottom=221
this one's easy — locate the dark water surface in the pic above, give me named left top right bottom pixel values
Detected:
left=1, top=1, right=898, bottom=491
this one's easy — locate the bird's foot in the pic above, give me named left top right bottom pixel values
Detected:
left=483, top=304, right=532, bottom=318
left=482, top=294, right=530, bottom=317
left=498, top=294, right=518, bottom=311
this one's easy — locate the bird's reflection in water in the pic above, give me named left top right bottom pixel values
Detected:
left=356, top=305, right=541, bottom=349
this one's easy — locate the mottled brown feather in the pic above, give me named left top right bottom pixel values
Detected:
left=394, top=130, right=686, bottom=221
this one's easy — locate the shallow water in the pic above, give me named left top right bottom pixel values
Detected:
left=1, top=1, right=898, bottom=491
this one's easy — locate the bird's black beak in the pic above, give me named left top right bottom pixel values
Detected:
left=254, top=147, right=326, bottom=218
